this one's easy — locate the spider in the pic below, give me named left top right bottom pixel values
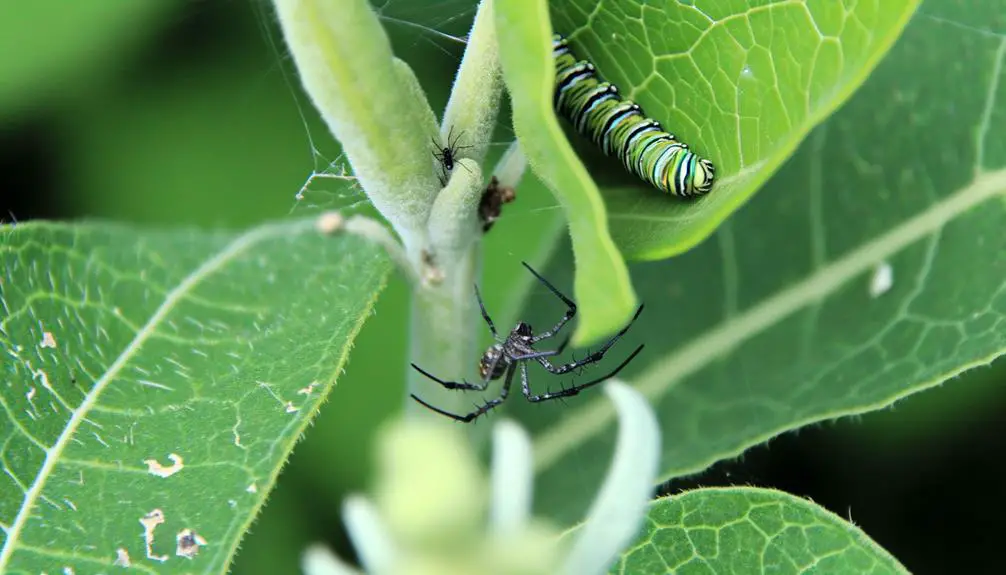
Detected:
left=432, top=126, right=472, bottom=184
left=410, top=261, right=645, bottom=422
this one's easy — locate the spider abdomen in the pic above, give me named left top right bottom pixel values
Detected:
left=479, top=344, right=508, bottom=380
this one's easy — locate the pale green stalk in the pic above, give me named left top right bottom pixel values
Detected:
left=493, top=140, right=528, bottom=188
left=407, top=240, right=481, bottom=420
left=406, top=0, right=505, bottom=420
left=440, top=0, right=502, bottom=166
left=273, top=0, right=505, bottom=422
left=272, top=0, right=440, bottom=267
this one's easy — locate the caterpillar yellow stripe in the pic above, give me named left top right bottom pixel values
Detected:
left=553, top=34, right=715, bottom=198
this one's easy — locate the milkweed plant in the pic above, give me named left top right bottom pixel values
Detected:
left=3, top=0, right=991, bottom=572
left=267, top=0, right=932, bottom=572
left=273, top=0, right=515, bottom=423
left=270, top=0, right=661, bottom=570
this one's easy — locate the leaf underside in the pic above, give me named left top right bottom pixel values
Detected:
left=0, top=220, right=388, bottom=574
left=611, top=487, right=907, bottom=575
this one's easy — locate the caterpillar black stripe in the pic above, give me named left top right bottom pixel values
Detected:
left=553, top=34, right=715, bottom=198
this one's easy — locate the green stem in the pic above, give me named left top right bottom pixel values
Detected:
left=407, top=245, right=481, bottom=420
left=275, top=0, right=505, bottom=425
left=408, top=159, right=483, bottom=419
left=440, top=0, right=502, bottom=166
left=272, top=0, right=440, bottom=265
left=406, top=0, right=504, bottom=423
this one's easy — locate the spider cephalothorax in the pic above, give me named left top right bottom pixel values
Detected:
left=478, top=322, right=533, bottom=380
left=411, top=262, right=644, bottom=423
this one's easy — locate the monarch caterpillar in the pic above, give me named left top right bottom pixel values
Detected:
left=552, top=34, right=715, bottom=198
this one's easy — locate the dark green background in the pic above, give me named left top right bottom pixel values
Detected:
left=1, top=2, right=1002, bottom=573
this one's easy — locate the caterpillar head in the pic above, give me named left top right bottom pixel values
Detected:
left=690, top=158, right=715, bottom=196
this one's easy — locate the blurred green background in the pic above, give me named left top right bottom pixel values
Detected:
left=1, top=1, right=1003, bottom=574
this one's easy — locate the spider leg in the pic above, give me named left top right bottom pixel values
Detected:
left=536, top=304, right=643, bottom=375
left=473, top=283, right=498, bottom=339
left=409, top=332, right=509, bottom=392
left=555, top=378, right=571, bottom=406
left=522, top=262, right=577, bottom=343
left=410, top=363, right=490, bottom=391
left=518, top=362, right=532, bottom=396
left=525, top=344, right=644, bottom=402
left=448, top=125, right=462, bottom=149
left=432, top=140, right=453, bottom=177
left=509, top=349, right=562, bottom=361
left=410, top=363, right=516, bottom=423
left=449, top=128, right=473, bottom=154
left=519, top=364, right=569, bottom=407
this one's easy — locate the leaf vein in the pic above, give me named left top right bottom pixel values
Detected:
left=533, top=168, right=1006, bottom=473
left=0, top=219, right=315, bottom=569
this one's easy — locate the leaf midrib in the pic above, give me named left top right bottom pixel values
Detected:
left=0, top=219, right=316, bottom=569
left=532, top=168, right=1006, bottom=474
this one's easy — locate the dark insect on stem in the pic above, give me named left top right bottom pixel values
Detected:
left=478, top=176, right=517, bottom=233
left=410, top=262, right=645, bottom=423
left=432, top=126, right=473, bottom=184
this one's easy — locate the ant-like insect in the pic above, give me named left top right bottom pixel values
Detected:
left=432, top=126, right=473, bottom=184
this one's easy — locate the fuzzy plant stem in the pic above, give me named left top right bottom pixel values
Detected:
left=273, top=0, right=503, bottom=423
left=271, top=0, right=441, bottom=269
left=407, top=245, right=481, bottom=420
left=407, top=158, right=484, bottom=419
left=407, top=0, right=503, bottom=420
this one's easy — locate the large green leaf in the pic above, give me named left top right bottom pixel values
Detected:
left=547, top=0, right=920, bottom=261
left=612, top=488, right=906, bottom=574
left=0, top=220, right=388, bottom=573
left=510, top=2, right=1006, bottom=523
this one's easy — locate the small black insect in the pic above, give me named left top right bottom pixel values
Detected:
left=432, top=126, right=472, bottom=184
left=410, top=262, right=645, bottom=422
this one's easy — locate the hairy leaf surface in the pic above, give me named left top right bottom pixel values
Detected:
left=612, top=488, right=906, bottom=575
left=511, top=3, right=1006, bottom=525
left=0, top=220, right=388, bottom=573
